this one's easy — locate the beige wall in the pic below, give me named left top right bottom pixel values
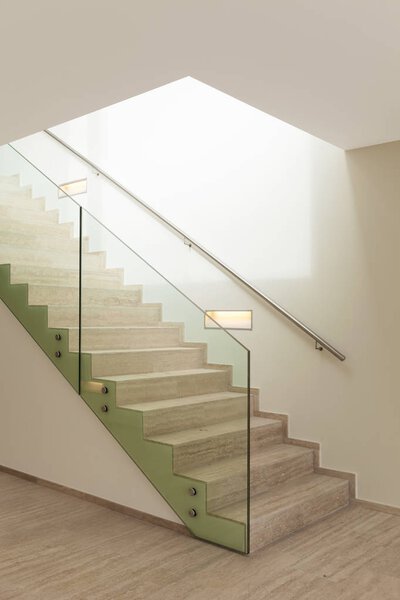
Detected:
left=250, top=140, right=400, bottom=508
left=0, top=301, right=180, bottom=524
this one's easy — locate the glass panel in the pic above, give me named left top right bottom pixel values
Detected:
left=80, top=210, right=250, bottom=552
left=0, top=144, right=81, bottom=391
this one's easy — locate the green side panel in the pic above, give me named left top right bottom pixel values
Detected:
left=81, top=380, right=247, bottom=552
left=0, top=263, right=247, bottom=553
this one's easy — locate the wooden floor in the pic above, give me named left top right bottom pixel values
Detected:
left=1, top=472, right=400, bottom=599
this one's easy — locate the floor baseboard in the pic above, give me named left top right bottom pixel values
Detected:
left=353, top=498, right=400, bottom=517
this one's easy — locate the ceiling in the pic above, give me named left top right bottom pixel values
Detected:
left=1, top=0, right=400, bottom=150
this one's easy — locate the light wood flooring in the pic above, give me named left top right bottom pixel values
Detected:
left=1, top=471, right=400, bottom=599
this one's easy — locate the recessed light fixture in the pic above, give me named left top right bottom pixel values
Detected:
left=204, top=310, right=252, bottom=330
left=58, top=178, right=87, bottom=198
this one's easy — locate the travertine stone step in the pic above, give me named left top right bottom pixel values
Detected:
left=106, top=368, right=232, bottom=405
left=0, top=230, right=89, bottom=253
left=0, top=183, right=24, bottom=196
left=0, top=175, right=20, bottom=185
left=68, top=325, right=183, bottom=351
left=0, top=205, right=60, bottom=224
left=89, top=346, right=206, bottom=377
left=28, top=284, right=142, bottom=307
left=123, top=391, right=248, bottom=435
left=9, top=264, right=124, bottom=288
left=0, top=217, right=74, bottom=239
left=149, top=417, right=282, bottom=471
left=0, top=190, right=45, bottom=210
left=48, top=303, right=162, bottom=328
left=178, top=443, right=314, bottom=512
left=0, top=245, right=105, bottom=270
left=250, top=444, right=315, bottom=495
left=215, top=473, right=349, bottom=551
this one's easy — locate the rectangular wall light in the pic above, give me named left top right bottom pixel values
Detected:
left=204, top=310, right=252, bottom=330
left=58, top=178, right=87, bottom=198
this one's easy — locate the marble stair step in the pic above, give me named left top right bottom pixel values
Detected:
left=8, top=263, right=124, bottom=288
left=0, top=245, right=105, bottom=270
left=123, top=391, right=249, bottom=435
left=0, top=184, right=25, bottom=197
left=48, top=303, right=162, bottom=328
left=88, top=346, right=206, bottom=377
left=28, top=284, right=142, bottom=307
left=0, top=216, right=74, bottom=239
left=0, top=230, right=89, bottom=253
left=0, top=204, right=61, bottom=225
left=178, top=443, right=314, bottom=511
left=215, top=473, right=350, bottom=551
left=0, top=189, right=45, bottom=210
left=148, top=417, right=282, bottom=471
left=104, top=368, right=232, bottom=405
left=69, top=325, right=183, bottom=351
left=0, top=175, right=20, bottom=186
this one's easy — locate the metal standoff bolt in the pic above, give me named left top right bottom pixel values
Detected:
left=101, top=386, right=109, bottom=395
left=189, top=487, right=197, bottom=496
left=101, top=404, right=109, bottom=413
left=55, top=351, right=62, bottom=358
left=55, top=333, right=62, bottom=341
left=188, top=508, right=197, bottom=517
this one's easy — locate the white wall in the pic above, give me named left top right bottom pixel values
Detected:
left=6, top=78, right=400, bottom=510
left=0, top=301, right=180, bottom=524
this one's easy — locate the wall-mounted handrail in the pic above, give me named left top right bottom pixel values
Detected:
left=44, top=129, right=346, bottom=361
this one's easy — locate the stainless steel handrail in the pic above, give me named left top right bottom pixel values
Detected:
left=44, top=129, right=346, bottom=361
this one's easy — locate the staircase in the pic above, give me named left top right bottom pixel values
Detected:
left=0, top=174, right=350, bottom=553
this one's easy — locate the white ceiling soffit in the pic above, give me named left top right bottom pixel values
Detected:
left=1, top=0, right=400, bottom=150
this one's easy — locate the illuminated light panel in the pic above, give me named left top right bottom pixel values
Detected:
left=204, top=310, right=252, bottom=330
left=58, top=178, right=87, bottom=197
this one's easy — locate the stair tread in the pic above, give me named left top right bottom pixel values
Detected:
left=122, top=391, right=246, bottom=412
left=7, top=262, right=122, bottom=275
left=48, top=303, right=159, bottom=308
left=214, top=473, right=349, bottom=522
left=68, top=325, right=179, bottom=330
left=178, top=443, right=312, bottom=482
left=102, top=367, right=228, bottom=382
left=87, top=347, right=200, bottom=355
left=149, top=416, right=274, bottom=446
left=27, top=284, right=140, bottom=291
left=0, top=216, right=73, bottom=235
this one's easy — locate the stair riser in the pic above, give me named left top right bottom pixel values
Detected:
left=28, top=286, right=142, bottom=307
left=0, top=230, right=88, bottom=254
left=68, top=326, right=182, bottom=351
left=0, top=247, right=105, bottom=270
left=0, top=205, right=60, bottom=224
left=173, top=423, right=282, bottom=471
left=250, top=483, right=349, bottom=552
left=251, top=452, right=315, bottom=497
left=143, top=395, right=248, bottom=436
left=208, top=452, right=315, bottom=512
left=116, top=370, right=231, bottom=405
left=91, top=347, right=206, bottom=377
left=9, top=265, right=123, bottom=289
left=0, top=191, right=45, bottom=211
left=48, top=305, right=162, bottom=328
left=251, top=423, right=284, bottom=452
left=0, top=217, right=73, bottom=239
